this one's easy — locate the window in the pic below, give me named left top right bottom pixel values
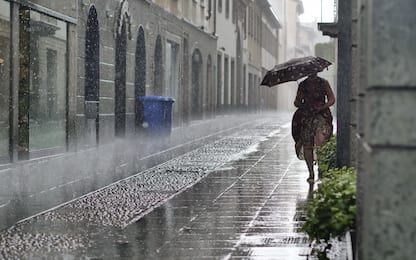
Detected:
left=182, top=37, right=190, bottom=122
left=243, top=6, right=247, bottom=38
left=218, top=0, right=222, bottom=13
left=191, top=49, right=202, bottom=118
left=224, top=56, right=229, bottom=105
left=165, top=40, right=179, bottom=123
left=183, top=0, right=190, bottom=18
left=230, top=58, right=235, bottom=105
left=153, top=35, right=163, bottom=95
left=206, top=55, right=212, bottom=110
left=207, top=0, right=212, bottom=19
left=243, top=65, right=246, bottom=105
left=0, top=0, right=10, bottom=162
left=248, top=73, right=253, bottom=107
left=225, top=0, right=230, bottom=19
left=165, top=41, right=179, bottom=99
left=85, top=6, right=100, bottom=145
left=85, top=6, right=100, bottom=104
left=192, top=0, right=198, bottom=24
left=232, top=0, right=236, bottom=23
left=134, top=27, right=146, bottom=132
left=217, top=53, right=222, bottom=107
left=115, top=20, right=127, bottom=137
left=19, top=8, right=68, bottom=158
left=248, top=7, right=253, bottom=36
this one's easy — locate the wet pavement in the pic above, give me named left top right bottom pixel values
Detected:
left=0, top=113, right=317, bottom=259
left=0, top=113, right=269, bottom=230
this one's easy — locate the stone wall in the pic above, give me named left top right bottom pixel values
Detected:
left=353, top=0, right=416, bottom=258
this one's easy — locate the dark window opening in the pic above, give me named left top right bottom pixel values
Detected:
left=224, top=56, right=229, bottom=106
left=216, top=53, right=222, bottom=108
left=191, top=49, right=203, bottom=119
left=85, top=6, right=100, bottom=102
left=115, top=22, right=127, bottom=137
left=153, top=35, right=163, bottom=96
left=85, top=6, right=100, bottom=144
left=231, top=58, right=235, bottom=106
left=206, top=55, right=212, bottom=116
left=134, top=27, right=146, bottom=132
left=182, top=38, right=190, bottom=123
left=225, top=0, right=230, bottom=19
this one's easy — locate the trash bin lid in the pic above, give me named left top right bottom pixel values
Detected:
left=139, top=95, right=175, bottom=102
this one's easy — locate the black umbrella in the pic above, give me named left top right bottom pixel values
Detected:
left=260, top=56, right=332, bottom=87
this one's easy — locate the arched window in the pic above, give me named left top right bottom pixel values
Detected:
left=115, top=21, right=127, bottom=137
left=85, top=6, right=100, bottom=144
left=206, top=55, right=212, bottom=116
left=236, top=28, right=243, bottom=106
left=191, top=49, right=203, bottom=119
left=134, top=27, right=146, bottom=132
left=216, top=52, right=222, bottom=108
left=153, top=35, right=163, bottom=95
left=182, top=38, right=190, bottom=124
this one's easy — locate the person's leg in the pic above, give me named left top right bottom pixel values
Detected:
left=304, top=144, right=314, bottom=182
left=315, top=115, right=332, bottom=147
left=315, top=132, right=326, bottom=147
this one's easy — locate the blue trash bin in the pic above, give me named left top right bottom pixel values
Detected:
left=139, top=96, right=175, bottom=136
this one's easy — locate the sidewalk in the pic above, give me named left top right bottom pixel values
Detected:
left=0, top=113, right=314, bottom=259
left=132, top=123, right=313, bottom=259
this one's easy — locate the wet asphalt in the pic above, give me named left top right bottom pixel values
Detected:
left=0, top=113, right=316, bottom=259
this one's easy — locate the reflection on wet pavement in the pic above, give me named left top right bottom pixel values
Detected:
left=0, top=114, right=314, bottom=259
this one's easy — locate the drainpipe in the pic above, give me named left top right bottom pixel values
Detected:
left=213, top=0, right=217, bottom=35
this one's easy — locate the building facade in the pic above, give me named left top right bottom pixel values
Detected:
left=0, top=0, right=282, bottom=162
left=0, top=0, right=220, bottom=160
left=78, top=0, right=219, bottom=146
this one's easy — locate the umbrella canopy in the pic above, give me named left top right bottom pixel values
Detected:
left=260, top=56, right=332, bottom=87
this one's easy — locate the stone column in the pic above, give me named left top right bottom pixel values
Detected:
left=350, top=0, right=360, bottom=167
left=354, top=0, right=369, bottom=258
left=336, top=0, right=352, bottom=167
left=359, top=0, right=416, bottom=259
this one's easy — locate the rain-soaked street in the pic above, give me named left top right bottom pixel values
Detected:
left=0, top=113, right=325, bottom=259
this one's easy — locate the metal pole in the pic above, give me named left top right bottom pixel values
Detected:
left=321, top=0, right=323, bottom=22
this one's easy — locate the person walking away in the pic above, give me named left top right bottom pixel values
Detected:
left=291, top=73, right=335, bottom=182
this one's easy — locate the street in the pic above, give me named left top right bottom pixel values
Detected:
left=0, top=113, right=326, bottom=259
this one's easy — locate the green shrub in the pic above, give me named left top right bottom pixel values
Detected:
left=302, top=135, right=357, bottom=258
left=302, top=167, right=356, bottom=243
left=317, top=135, right=337, bottom=175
